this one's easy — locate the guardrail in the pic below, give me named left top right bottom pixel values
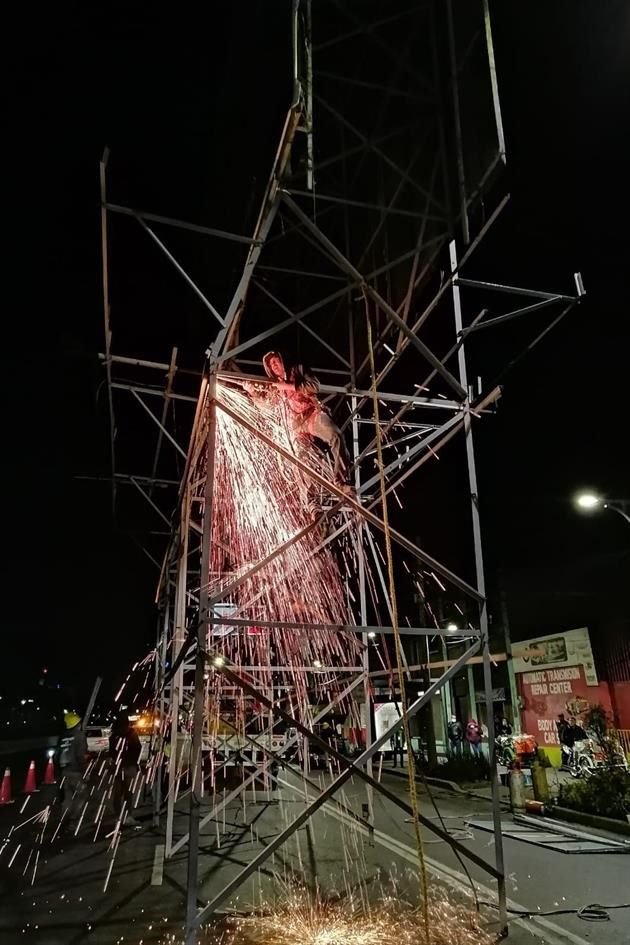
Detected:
left=613, top=728, right=630, bottom=760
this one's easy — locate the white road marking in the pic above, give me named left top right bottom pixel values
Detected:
left=151, top=843, right=165, bottom=886
left=320, top=799, right=593, bottom=945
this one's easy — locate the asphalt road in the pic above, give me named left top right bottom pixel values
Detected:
left=361, top=772, right=630, bottom=945
left=0, top=763, right=628, bottom=945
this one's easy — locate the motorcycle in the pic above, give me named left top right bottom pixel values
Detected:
left=563, top=734, right=629, bottom=778
left=495, top=734, right=515, bottom=767
left=563, top=737, right=604, bottom=779
left=496, top=733, right=538, bottom=768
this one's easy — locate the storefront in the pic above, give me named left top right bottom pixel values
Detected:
left=513, top=627, right=614, bottom=766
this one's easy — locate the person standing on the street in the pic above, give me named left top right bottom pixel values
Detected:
left=109, top=712, right=142, bottom=827
left=494, top=714, right=512, bottom=736
left=564, top=716, right=587, bottom=746
left=556, top=713, right=569, bottom=745
left=390, top=730, right=405, bottom=768
left=571, top=717, right=586, bottom=737
left=447, top=716, right=463, bottom=756
left=58, top=711, right=88, bottom=830
left=465, top=719, right=483, bottom=758
left=560, top=716, right=587, bottom=767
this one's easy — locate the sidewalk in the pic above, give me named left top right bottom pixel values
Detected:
left=383, top=758, right=511, bottom=804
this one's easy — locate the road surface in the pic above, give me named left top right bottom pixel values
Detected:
left=0, top=762, right=628, bottom=945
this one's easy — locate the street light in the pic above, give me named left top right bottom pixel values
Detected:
left=575, top=492, right=600, bottom=510
left=574, top=491, right=630, bottom=525
left=446, top=622, right=459, bottom=632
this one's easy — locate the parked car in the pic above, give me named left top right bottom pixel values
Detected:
left=86, top=725, right=111, bottom=756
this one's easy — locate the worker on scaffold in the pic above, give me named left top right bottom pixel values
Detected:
left=258, top=351, right=353, bottom=495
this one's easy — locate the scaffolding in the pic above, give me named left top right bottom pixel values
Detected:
left=97, top=3, right=584, bottom=942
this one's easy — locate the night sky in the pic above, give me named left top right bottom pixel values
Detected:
left=3, top=2, right=628, bottom=703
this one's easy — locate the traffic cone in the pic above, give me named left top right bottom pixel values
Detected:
left=23, top=760, right=39, bottom=794
left=0, top=767, right=13, bottom=805
left=43, top=756, right=56, bottom=785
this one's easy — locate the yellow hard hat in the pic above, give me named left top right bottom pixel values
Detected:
left=64, top=711, right=81, bottom=729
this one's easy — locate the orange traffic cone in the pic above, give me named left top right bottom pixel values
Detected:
left=23, top=760, right=39, bottom=794
left=43, top=756, right=56, bottom=785
left=0, top=767, right=13, bottom=805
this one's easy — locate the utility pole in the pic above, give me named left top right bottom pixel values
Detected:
left=499, top=572, right=521, bottom=734
left=415, top=570, right=437, bottom=765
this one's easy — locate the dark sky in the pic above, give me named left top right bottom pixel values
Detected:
left=3, top=2, right=628, bottom=701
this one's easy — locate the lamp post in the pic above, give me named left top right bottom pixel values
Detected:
left=574, top=492, right=630, bottom=526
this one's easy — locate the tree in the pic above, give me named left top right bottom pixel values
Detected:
left=583, top=704, right=621, bottom=766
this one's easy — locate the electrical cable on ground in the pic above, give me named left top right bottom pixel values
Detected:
left=365, top=302, right=431, bottom=942
left=480, top=901, right=630, bottom=923
left=378, top=775, right=482, bottom=914
left=417, top=771, right=481, bottom=911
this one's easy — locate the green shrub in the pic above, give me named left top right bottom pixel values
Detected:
left=558, top=767, right=630, bottom=821
left=583, top=704, right=625, bottom=766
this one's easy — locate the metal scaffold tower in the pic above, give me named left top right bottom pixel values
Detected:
left=97, top=3, right=584, bottom=942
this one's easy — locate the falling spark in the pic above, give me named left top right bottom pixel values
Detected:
left=30, top=850, right=40, bottom=887
left=22, top=847, right=33, bottom=877
left=429, top=571, right=446, bottom=593
left=8, top=844, right=21, bottom=867
left=103, top=832, right=121, bottom=894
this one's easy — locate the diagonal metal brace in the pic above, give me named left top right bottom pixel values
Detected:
left=281, top=192, right=466, bottom=400
left=193, top=639, right=500, bottom=925
left=170, top=672, right=367, bottom=856
left=216, top=397, right=483, bottom=601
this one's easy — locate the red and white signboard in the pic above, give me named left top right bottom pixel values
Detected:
left=512, top=627, right=598, bottom=685
left=518, top=664, right=613, bottom=746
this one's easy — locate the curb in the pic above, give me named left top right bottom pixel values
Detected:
left=385, top=767, right=511, bottom=807
left=549, top=804, right=630, bottom=838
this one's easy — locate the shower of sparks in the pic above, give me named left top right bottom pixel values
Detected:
left=0, top=378, right=483, bottom=927
left=204, top=381, right=362, bottom=712
left=0, top=735, right=152, bottom=896
left=115, top=650, right=156, bottom=706
left=216, top=888, right=495, bottom=945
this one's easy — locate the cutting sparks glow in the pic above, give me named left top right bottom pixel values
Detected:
left=202, top=381, right=361, bottom=711
left=0, top=373, right=498, bottom=945
left=218, top=890, right=495, bottom=945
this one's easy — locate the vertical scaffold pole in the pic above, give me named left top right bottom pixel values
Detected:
left=305, top=0, right=314, bottom=193
left=349, top=312, right=374, bottom=832
left=153, top=601, right=170, bottom=826
left=185, top=366, right=218, bottom=944
left=165, top=500, right=190, bottom=856
left=450, top=239, right=506, bottom=933
left=445, top=0, right=469, bottom=244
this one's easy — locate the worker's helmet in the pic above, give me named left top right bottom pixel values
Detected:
left=64, top=711, right=81, bottom=729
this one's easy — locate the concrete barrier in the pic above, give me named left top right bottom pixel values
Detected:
left=0, top=735, right=59, bottom=756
